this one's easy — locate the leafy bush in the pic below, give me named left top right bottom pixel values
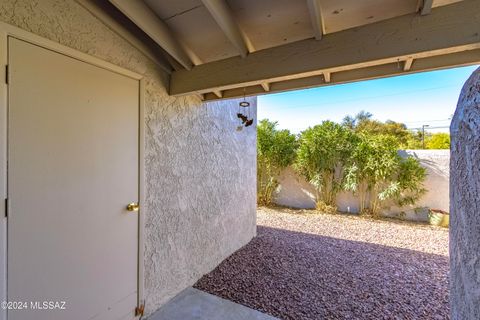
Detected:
left=344, top=134, right=398, bottom=215
left=295, top=121, right=355, bottom=210
left=344, top=134, right=427, bottom=217
left=258, top=114, right=427, bottom=216
left=257, top=120, right=297, bottom=205
left=405, top=131, right=424, bottom=149
left=426, top=133, right=450, bottom=149
left=395, top=157, right=427, bottom=206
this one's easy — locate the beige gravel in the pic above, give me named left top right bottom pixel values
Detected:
left=257, top=206, right=449, bottom=256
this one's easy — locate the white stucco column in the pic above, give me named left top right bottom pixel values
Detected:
left=450, top=67, right=480, bottom=320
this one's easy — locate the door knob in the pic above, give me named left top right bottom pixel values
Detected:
left=126, top=202, right=139, bottom=212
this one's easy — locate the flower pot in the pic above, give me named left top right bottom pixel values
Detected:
left=428, top=209, right=449, bottom=227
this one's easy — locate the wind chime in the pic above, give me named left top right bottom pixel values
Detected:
left=236, top=88, right=253, bottom=131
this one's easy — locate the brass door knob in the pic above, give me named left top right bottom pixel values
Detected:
left=126, top=202, right=139, bottom=212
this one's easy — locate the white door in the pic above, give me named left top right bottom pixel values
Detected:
left=7, top=37, right=139, bottom=320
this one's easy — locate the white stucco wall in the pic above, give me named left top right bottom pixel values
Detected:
left=275, top=150, right=450, bottom=221
left=0, top=0, right=257, bottom=317
left=450, top=67, right=480, bottom=320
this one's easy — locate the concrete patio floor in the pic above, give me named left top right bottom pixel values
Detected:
left=148, top=287, right=279, bottom=320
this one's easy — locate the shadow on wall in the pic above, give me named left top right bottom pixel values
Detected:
left=275, top=166, right=317, bottom=209
left=274, top=150, right=450, bottom=221
left=195, top=226, right=449, bottom=320
left=398, top=150, right=449, bottom=178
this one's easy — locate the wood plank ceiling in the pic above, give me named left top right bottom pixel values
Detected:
left=107, top=0, right=479, bottom=100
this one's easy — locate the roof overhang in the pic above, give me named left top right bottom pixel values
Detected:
left=97, top=0, right=479, bottom=100
left=170, top=0, right=480, bottom=100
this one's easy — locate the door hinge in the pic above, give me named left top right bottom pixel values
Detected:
left=4, top=198, right=7, bottom=218
left=5, top=65, right=8, bottom=85
left=135, top=304, right=144, bottom=317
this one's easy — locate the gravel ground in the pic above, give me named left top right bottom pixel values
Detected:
left=195, top=207, right=449, bottom=320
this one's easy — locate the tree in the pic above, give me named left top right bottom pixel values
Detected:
left=342, top=111, right=412, bottom=148
left=341, top=111, right=372, bottom=129
left=257, top=120, right=297, bottom=205
left=295, top=121, right=355, bottom=211
left=426, top=133, right=450, bottom=149
left=341, top=115, right=356, bottom=130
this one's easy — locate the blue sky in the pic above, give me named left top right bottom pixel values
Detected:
left=257, top=65, right=479, bottom=133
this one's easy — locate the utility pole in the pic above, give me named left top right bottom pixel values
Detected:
left=422, top=124, right=430, bottom=149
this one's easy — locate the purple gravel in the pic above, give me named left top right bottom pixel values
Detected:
left=195, top=208, right=449, bottom=320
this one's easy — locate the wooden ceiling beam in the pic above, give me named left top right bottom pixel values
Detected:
left=202, top=0, right=251, bottom=57
left=212, top=90, right=223, bottom=98
left=323, top=72, right=331, bottom=83
left=108, top=0, right=193, bottom=70
left=170, top=0, right=480, bottom=96
left=420, top=0, right=434, bottom=15
left=306, top=0, right=325, bottom=40
left=202, top=48, right=480, bottom=101
left=76, top=0, right=173, bottom=74
left=403, top=57, right=414, bottom=71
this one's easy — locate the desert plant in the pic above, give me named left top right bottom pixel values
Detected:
left=344, top=134, right=399, bottom=215
left=394, top=156, right=427, bottom=206
left=344, top=134, right=427, bottom=217
left=257, top=119, right=297, bottom=205
left=295, top=121, right=355, bottom=210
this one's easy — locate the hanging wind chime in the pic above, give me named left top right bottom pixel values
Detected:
left=236, top=88, right=253, bottom=131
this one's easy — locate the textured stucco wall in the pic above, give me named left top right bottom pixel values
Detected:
left=0, top=0, right=257, bottom=317
left=450, top=67, right=480, bottom=320
left=275, top=150, right=450, bottom=221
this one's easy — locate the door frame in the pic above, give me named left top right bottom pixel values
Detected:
left=0, top=21, right=146, bottom=320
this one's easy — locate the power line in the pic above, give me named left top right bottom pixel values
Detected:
left=403, top=118, right=451, bottom=124
left=270, top=85, right=459, bottom=110
left=409, top=126, right=450, bottom=130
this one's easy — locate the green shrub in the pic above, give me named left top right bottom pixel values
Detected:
left=426, top=133, right=450, bottom=149
left=394, top=156, right=427, bottom=206
left=257, top=113, right=427, bottom=215
left=257, top=120, right=297, bottom=206
left=295, top=121, right=355, bottom=210
left=344, top=134, right=427, bottom=217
